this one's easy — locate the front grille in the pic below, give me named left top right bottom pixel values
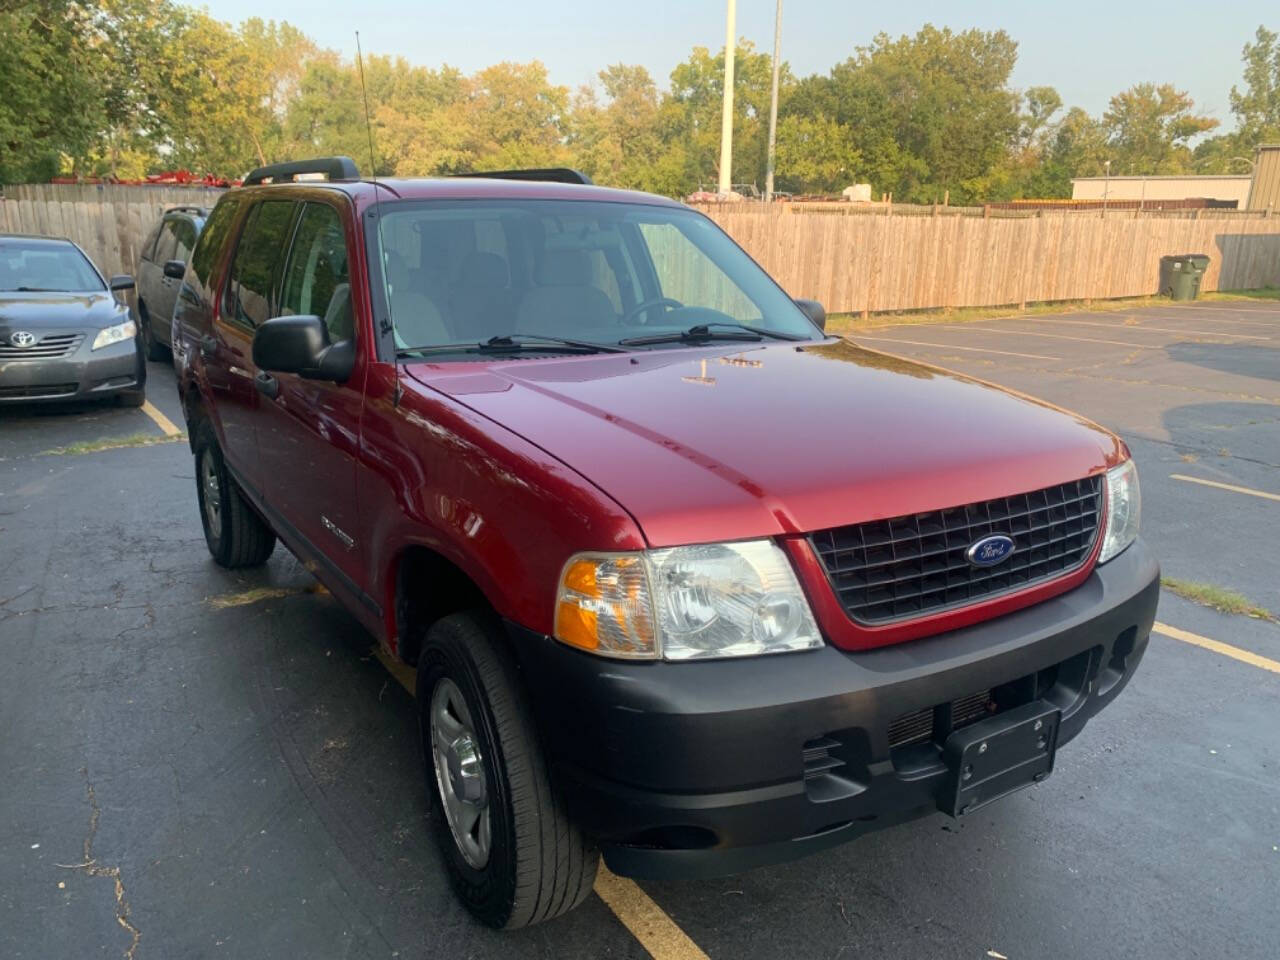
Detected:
left=811, top=476, right=1104, bottom=625
left=888, top=690, right=995, bottom=749
left=0, top=382, right=79, bottom=399
left=0, top=333, right=84, bottom=360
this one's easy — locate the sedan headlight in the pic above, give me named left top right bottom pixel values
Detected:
left=91, top=319, right=137, bottom=350
left=554, top=540, right=823, bottom=661
left=1098, top=459, right=1140, bottom=563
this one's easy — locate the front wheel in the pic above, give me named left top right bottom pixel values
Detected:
left=417, top=612, right=598, bottom=928
left=193, top=422, right=276, bottom=568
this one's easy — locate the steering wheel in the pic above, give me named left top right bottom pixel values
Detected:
left=621, top=296, right=683, bottom=326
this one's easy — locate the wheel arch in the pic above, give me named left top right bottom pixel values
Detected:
left=392, top=544, right=496, bottom=667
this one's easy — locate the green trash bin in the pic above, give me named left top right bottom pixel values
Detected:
left=1159, top=254, right=1208, bottom=300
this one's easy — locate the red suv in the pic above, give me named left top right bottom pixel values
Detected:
left=176, top=158, right=1158, bottom=929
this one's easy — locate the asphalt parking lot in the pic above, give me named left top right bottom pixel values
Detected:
left=2, top=300, right=1278, bottom=960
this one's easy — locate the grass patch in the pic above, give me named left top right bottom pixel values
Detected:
left=1202, top=286, right=1280, bottom=303
left=40, top=432, right=186, bottom=456
left=1161, top=577, right=1277, bottom=623
left=827, top=286, right=1280, bottom=335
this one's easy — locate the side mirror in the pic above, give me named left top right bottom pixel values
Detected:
left=162, top=259, right=186, bottom=279
left=252, top=315, right=354, bottom=382
left=795, top=298, right=826, bottom=332
left=109, top=274, right=135, bottom=291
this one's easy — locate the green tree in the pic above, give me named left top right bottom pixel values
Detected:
left=1196, top=25, right=1280, bottom=173
left=1102, top=82, right=1218, bottom=174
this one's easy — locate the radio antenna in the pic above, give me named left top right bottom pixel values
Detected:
left=355, top=31, right=396, bottom=371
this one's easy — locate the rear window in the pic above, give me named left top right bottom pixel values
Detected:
left=0, top=238, right=104, bottom=292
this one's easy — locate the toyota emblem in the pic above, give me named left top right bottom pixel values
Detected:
left=9, top=331, right=36, bottom=348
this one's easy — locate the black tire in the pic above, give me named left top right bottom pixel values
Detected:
left=139, top=302, right=166, bottom=361
left=416, top=612, right=598, bottom=928
left=193, top=421, right=276, bottom=568
left=117, top=387, right=146, bottom=407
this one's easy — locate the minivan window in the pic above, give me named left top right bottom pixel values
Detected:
left=190, top=196, right=240, bottom=289
left=280, top=203, right=352, bottom=342
left=141, top=222, right=163, bottom=262
left=227, top=200, right=297, bottom=328
left=371, top=200, right=819, bottom=353
left=172, top=219, right=198, bottom=262
left=153, top=222, right=180, bottom=264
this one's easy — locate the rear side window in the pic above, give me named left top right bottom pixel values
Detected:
left=280, top=203, right=352, bottom=342
left=141, top=222, right=163, bottom=262
left=189, top=196, right=240, bottom=289
left=227, top=200, right=297, bottom=328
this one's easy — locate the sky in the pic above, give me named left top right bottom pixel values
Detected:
left=211, top=0, right=1272, bottom=131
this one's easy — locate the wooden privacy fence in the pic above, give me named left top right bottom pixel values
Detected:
left=3, top=184, right=1280, bottom=313
left=696, top=207, right=1280, bottom=314
left=0, top=184, right=226, bottom=280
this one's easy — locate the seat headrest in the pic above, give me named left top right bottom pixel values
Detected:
left=458, top=252, right=509, bottom=288
left=538, top=249, right=593, bottom=286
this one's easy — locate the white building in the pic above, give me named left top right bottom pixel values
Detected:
left=1070, top=174, right=1252, bottom=206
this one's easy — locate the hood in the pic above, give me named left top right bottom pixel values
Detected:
left=0, top=291, right=129, bottom=333
left=405, top=340, right=1125, bottom=547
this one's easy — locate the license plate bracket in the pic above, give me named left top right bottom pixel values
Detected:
left=940, top=700, right=1061, bottom=817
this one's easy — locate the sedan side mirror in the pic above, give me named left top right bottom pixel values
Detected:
left=252, top=315, right=354, bottom=382
left=109, top=274, right=135, bottom=291
left=795, top=298, right=826, bottom=332
left=162, top=259, right=186, bottom=279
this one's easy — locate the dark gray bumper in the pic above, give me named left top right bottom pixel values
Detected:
left=0, top=339, right=142, bottom=402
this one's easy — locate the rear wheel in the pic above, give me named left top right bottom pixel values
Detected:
left=417, top=612, right=598, bottom=928
left=193, top=422, right=276, bottom=568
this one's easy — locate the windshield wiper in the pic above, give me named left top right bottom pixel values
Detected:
left=397, top=333, right=627, bottom=359
left=619, top=322, right=806, bottom=347
left=10, top=286, right=61, bottom=292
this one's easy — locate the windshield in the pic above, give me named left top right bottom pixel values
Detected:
left=0, top=238, right=104, bottom=292
left=370, top=199, right=820, bottom=355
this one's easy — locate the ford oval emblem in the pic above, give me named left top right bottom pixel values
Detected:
left=966, top=534, right=1016, bottom=567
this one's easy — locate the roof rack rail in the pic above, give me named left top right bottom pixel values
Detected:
left=243, top=157, right=361, bottom=186
left=453, top=168, right=594, bottom=186
left=164, top=205, right=209, bottom=216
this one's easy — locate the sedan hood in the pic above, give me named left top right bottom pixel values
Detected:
left=406, top=340, right=1124, bottom=547
left=0, top=291, right=128, bottom=333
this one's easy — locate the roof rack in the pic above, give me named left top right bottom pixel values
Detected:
left=243, top=157, right=361, bottom=186
left=453, top=168, right=594, bottom=186
left=164, top=205, right=209, bottom=217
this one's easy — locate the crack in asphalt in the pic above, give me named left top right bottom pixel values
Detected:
left=56, top=771, right=141, bottom=960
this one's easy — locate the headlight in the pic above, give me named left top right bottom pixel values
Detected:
left=1098, top=459, right=1140, bottom=563
left=554, top=540, right=823, bottom=661
left=91, top=319, right=137, bottom=350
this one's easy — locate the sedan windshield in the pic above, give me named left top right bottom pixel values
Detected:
left=370, top=199, right=821, bottom=356
left=0, top=238, right=105, bottom=292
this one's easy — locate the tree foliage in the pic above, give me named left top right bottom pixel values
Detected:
left=0, top=3, right=1272, bottom=204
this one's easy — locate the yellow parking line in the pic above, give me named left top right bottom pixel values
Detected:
left=853, top=335, right=1059, bottom=361
left=594, top=864, right=711, bottom=960
left=141, top=401, right=182, bottom=437
left=1170, top=474, right=1280, bottom=503
left=370, top=644, right=710, bottom=959
left=1153, top=622, right=1280, bottom=675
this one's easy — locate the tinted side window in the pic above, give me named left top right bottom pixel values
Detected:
left=154, top=220, right=180, bottom=263
left=280, top=203, right=352, bottom=342
left=189, top=196, right=240, bottom=289
left=227, top=200, right=297, bottom=328
left=141, top=223, right=163, bottom=262
left=173, top=219, right=198, bottom=261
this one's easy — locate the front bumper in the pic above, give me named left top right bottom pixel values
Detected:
left=510, top=538, right=1159, bottom=880
left=0, top=337, right=142, bottom=402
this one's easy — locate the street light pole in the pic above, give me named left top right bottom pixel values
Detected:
left=764, top=0, right=783, bottom=204
left=717, top=0, right=737, bottom=195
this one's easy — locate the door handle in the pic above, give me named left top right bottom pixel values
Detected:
left=199, top=334, right=217, bottom=357
left=254, top=371, right=279, bottom=399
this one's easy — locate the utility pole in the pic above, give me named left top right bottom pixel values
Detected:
left=1102, top=159, right=1111, bottom=216
left=717, top=0, right=737, bottom=195
left=764, top=0, right=782, bottom=204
